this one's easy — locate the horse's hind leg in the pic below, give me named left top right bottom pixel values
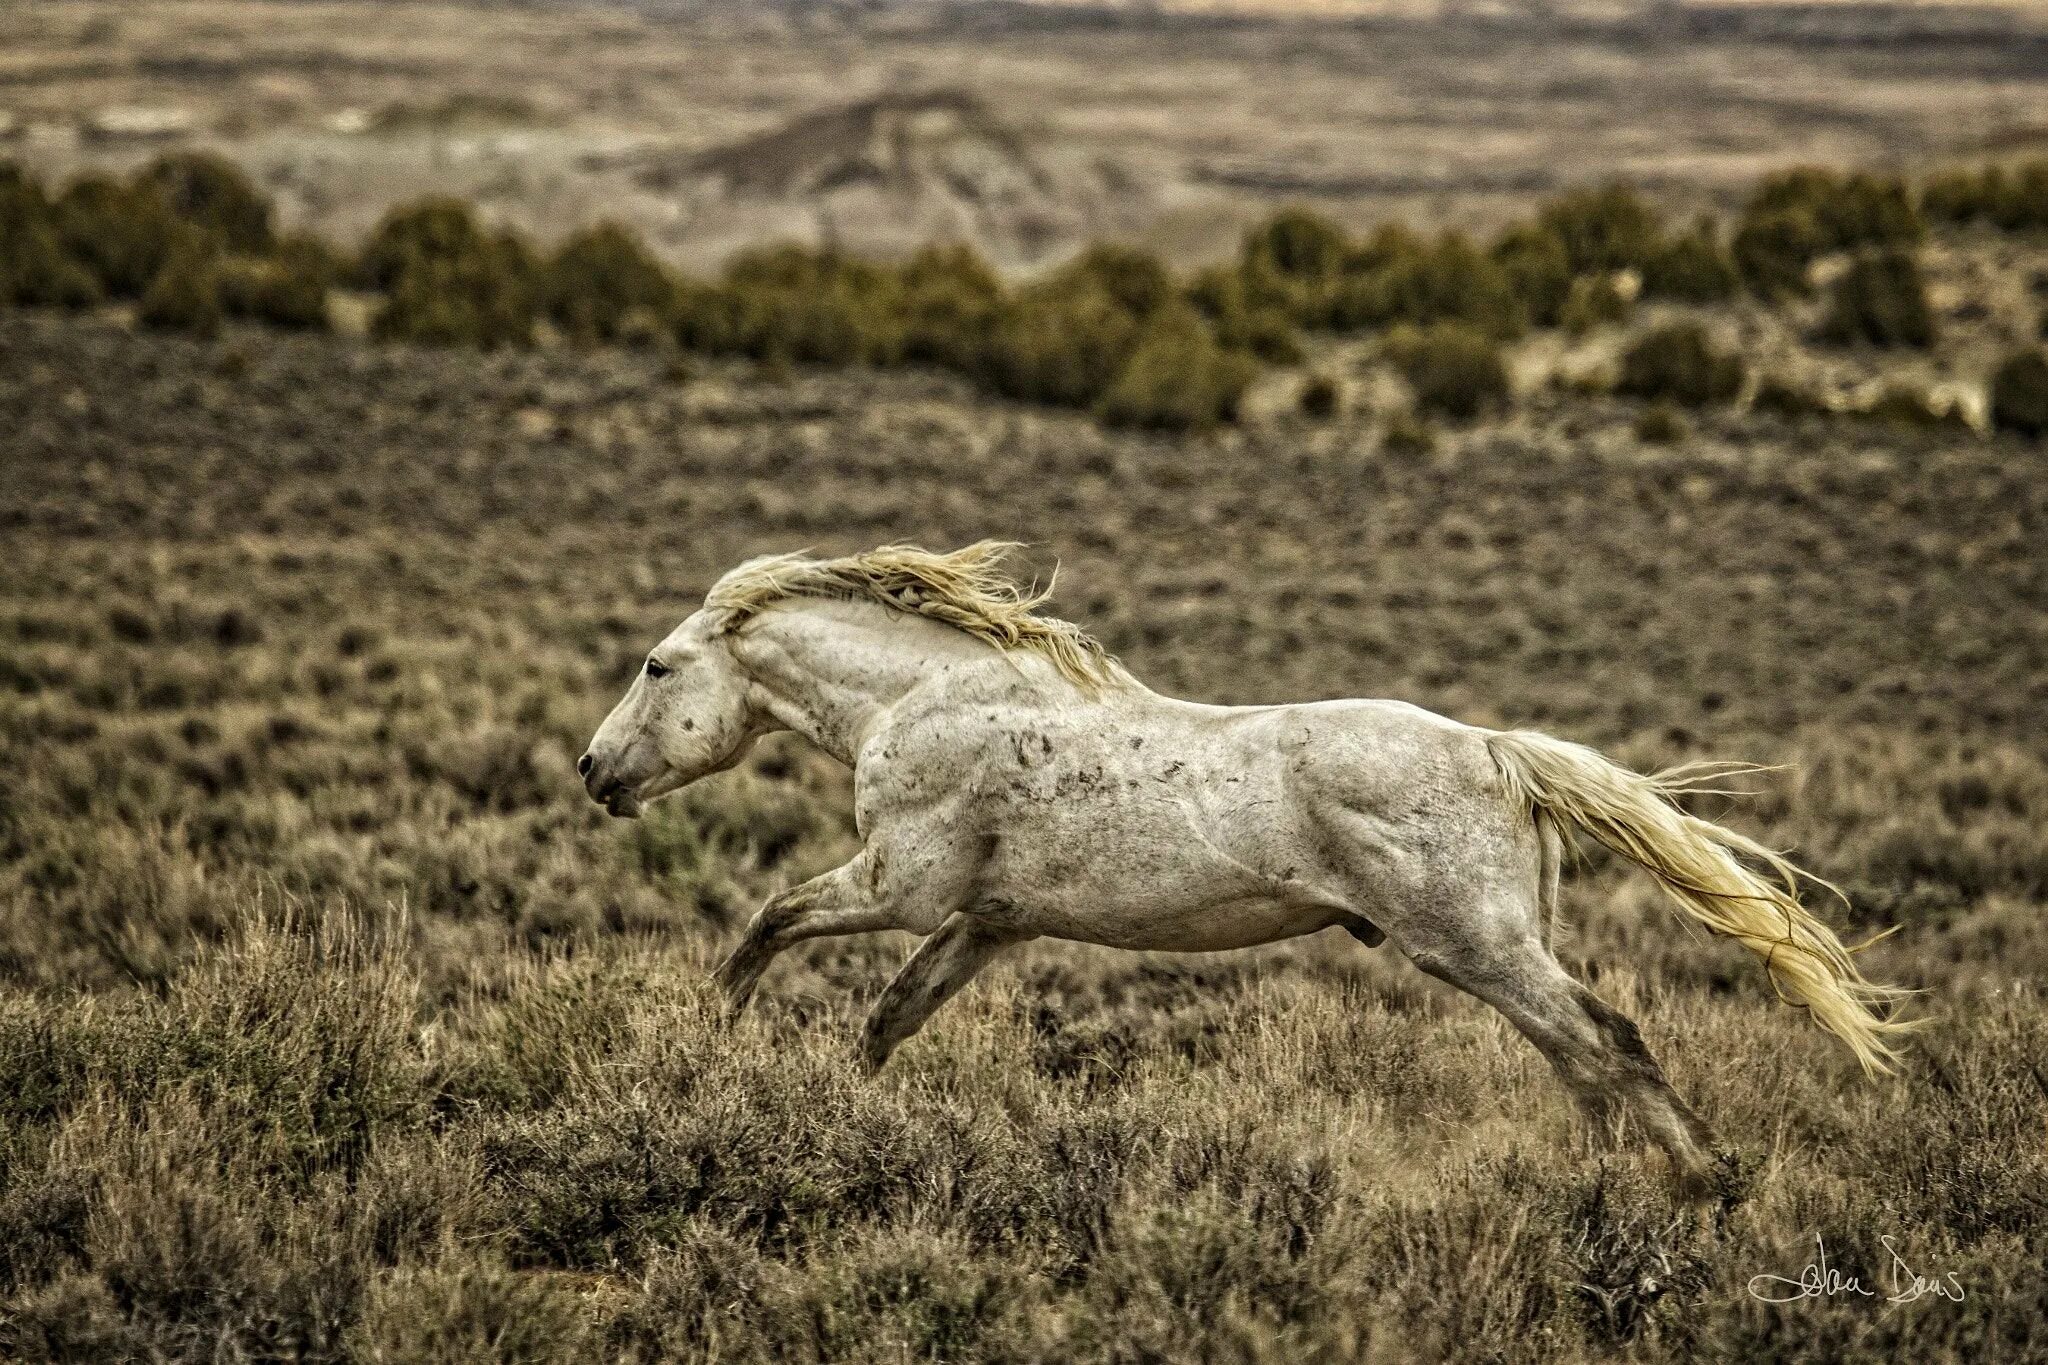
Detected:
left=1403, top=905, right=1718, bottom=1197
left=860, top=913, right=1028, bottom=1073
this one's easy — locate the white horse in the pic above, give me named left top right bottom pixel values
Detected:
left=580, top=542, right=1911, bottom=1193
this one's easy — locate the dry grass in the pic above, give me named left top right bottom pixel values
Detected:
left=1, top=304, right=2044, bottom=1360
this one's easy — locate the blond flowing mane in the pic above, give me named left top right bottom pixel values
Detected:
left=705, top=541, right=1124, bottom=689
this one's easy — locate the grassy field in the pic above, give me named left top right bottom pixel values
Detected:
left=1, top=306, right=2045, bottom=1360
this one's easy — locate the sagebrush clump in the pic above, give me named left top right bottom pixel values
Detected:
left=0, top=154, right=2038, bottom=433
left=1988, top=348, right=2048, bottom=437
left=363, top=198, right=539, bottom=349
left=540, top=222, right=680, bottom=344
left=1386, top=323, right=1511, bottom=421
left=1095, top=303, right=1259, bottom=431
left=1618, top=322, right=1744, bottom=407
left=1818, top=249, right=1937, bottom=348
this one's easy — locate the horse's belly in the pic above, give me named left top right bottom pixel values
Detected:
left=976, top=831, right=1352, bottom=952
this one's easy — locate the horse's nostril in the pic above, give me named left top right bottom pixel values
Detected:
left=576, top=753, right=594, bottom=778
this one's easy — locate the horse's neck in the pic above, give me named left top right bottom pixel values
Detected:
left=728, top=599, right=991, bottom=765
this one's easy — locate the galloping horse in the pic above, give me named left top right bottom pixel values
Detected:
left=579, top=542, right=1909, bottom=1193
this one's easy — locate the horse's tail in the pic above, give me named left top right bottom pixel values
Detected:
left=1486, top=728, right=1916, bottom=1075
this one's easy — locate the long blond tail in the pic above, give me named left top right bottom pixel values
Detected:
left=1487, top=729, right=1916, bottom=1075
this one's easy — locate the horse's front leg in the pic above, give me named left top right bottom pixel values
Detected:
left=710, top=852, right=918, bottom=1018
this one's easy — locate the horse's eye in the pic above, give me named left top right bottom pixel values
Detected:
left=644, top=658, right=670, bottom=679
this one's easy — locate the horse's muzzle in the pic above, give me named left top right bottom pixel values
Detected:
left=579, top=753, right=644, bottom=818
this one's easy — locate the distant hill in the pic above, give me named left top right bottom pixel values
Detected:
left=618, top=89, right=1158, bottom=270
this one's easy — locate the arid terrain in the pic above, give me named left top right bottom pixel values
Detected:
left=2, top=300, right=2046, bottom=1357
left=5, top=1, right=2048, bottom=268
left=4, top=1, right=2048, bottom=1361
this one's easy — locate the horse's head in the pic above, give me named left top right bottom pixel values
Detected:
left=579, top=610, right=758, bottom=818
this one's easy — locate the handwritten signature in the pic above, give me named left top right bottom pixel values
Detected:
left=1747, top=1233, right=1966, bottom=1305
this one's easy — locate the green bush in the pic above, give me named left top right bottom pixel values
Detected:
left=1858, top=382, right=1965, bottom=431
left=1988, top=348, right=2048, bottom=438
left=980, top=279, right=1141, bottom=409
left=1559, top=273, right=1631, bottom=336
left=1491, top=223, right=1574, bottom=328
left=539, top=222, right=678, bottom=344
left=1329, top=232, right=1523, bottom=338
left=897, top=243, right=1004, bottom=371
left=135, top=151, right=274, bottom=255
left=216, top=235, right=336, bottom=329
left=137, top=239, right=225, bottom=338
left=1536, top=184, right=1665, bottom=275
left=1731, top=209, right=1824, bottom=298
left=362, top=199, right=537, bottom=349
left=679, top=246, right=903, bottom=366
left=1746, top=168, right=1923, bottom=252
left=1186, top=265, right=1303, bottom=364
left=1617, top=322, right=1743, bottom=407
left=1633, top=401, right=1689, bottom=444
left=1051, top=243, right=1176, bottom=320
left=1640, top=219, right=1739, bottom=302
left=1920, top=165, right=2007, bottom=226
left=1385, top=323, right=1511, bottom=421
left=1298, top=373, right=1341, bottom=419
left=1242, top=206, right=1350, bottom=282
left=54, top=174, right=185, bottom=298
left=0, top=165, right=101, bottom=309
left=1817, top=249, right=1936, bottom=348
left=1381, top=410, right=1437, bottom=455
left=1985, top=160, right=2048, bottom=232
left=1096, top=303, right=1259, bottom=431
left=1750, top=374, right=1828, bottom=420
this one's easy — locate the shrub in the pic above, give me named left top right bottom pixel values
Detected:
left=1731, top=209, right=1824, bottom=298
left=1491, top=223, right=1573, bottom=328
left=1381, top=410, right=1437, bottom=455
left=54, top=174, right=184, bottom=298
left=1859, top=382, right=1965, bottom=431
left=1746, top=167, right=1922, bottom=252
left=1536, top=184, right=1665, bottom=275
left=1329, top=232, right=1523, bottom=338
left=1096, top=303, right=1259, bottom=431
left=135, top=151, right=273, bottom=255
left=1633, top=401, right=1689, bottom=444
left=137, top=238, right=225, bottom=338
left=1298, top=373, right=1341, bottom=419
left=1242, top=207, right=1350, bottom=282
left=1385, top=323, right=1511, bottom=421
left=1985, top=160, right=2048, bottom=232
left=1051, top=243, right=1176, bottom=320
left=897, top=243, right=1004, bottom=371
left=1559, top=273, right=1631, bottom=336
left=1920, top=165, right=2007, bottom=226
left=538, top=222, right=678, bottom=344
left=1640, top=219, right=1739, bottom=302
left=680, top=247, right=903, bottom=366
left=1988, top=348, right=2048, bottom=438
left=0, top=166, right=100, bottom=308
left=216, top=235, right=336, bottom=329
left=1617, top=322, right=1743, bottom=406
left=1750, top=374, right=1828, bottom=420
left=1186, top=265, right=1303, bottom=364
left=362, top=199, right=537, bottom=349
left=979, top=279, right=1141, bottom=409
left=1817, top=249, right=1936, bottom=348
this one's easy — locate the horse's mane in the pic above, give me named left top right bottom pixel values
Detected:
left=705, top=541, right=1124, bottom=690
